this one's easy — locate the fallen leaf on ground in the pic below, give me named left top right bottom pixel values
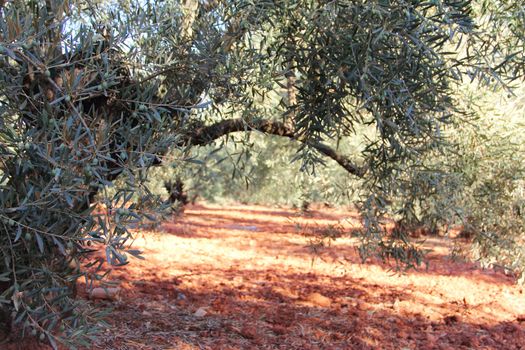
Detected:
left=194, top=307, right=208, bottom=317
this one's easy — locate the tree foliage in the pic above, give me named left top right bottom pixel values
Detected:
left=0, top=0, right=524, bottom=346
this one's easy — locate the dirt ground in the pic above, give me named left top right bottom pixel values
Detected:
left=6, top=204, right=525, bottom=349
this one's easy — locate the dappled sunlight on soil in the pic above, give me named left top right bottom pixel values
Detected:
left=10, top=204, right=525, bottom=349
left=87, top=204, right=525, bottom=349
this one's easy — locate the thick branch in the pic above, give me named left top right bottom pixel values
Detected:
left=182, top=118, right=367, bottom=177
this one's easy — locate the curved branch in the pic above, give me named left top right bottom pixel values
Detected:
left=182, top=118, right=367, bottom=177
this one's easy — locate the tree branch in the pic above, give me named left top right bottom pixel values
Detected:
left=182, top=118, right=367, bottom=177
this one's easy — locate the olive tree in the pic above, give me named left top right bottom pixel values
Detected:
left=0, top=0, right=523, bottom=346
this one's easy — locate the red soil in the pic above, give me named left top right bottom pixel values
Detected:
left=6, top=204, right=525, bottom=349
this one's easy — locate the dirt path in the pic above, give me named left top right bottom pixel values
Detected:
left=7, top=204, right=525, bottom=349
left=85, top=204, right=524, bottom=349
